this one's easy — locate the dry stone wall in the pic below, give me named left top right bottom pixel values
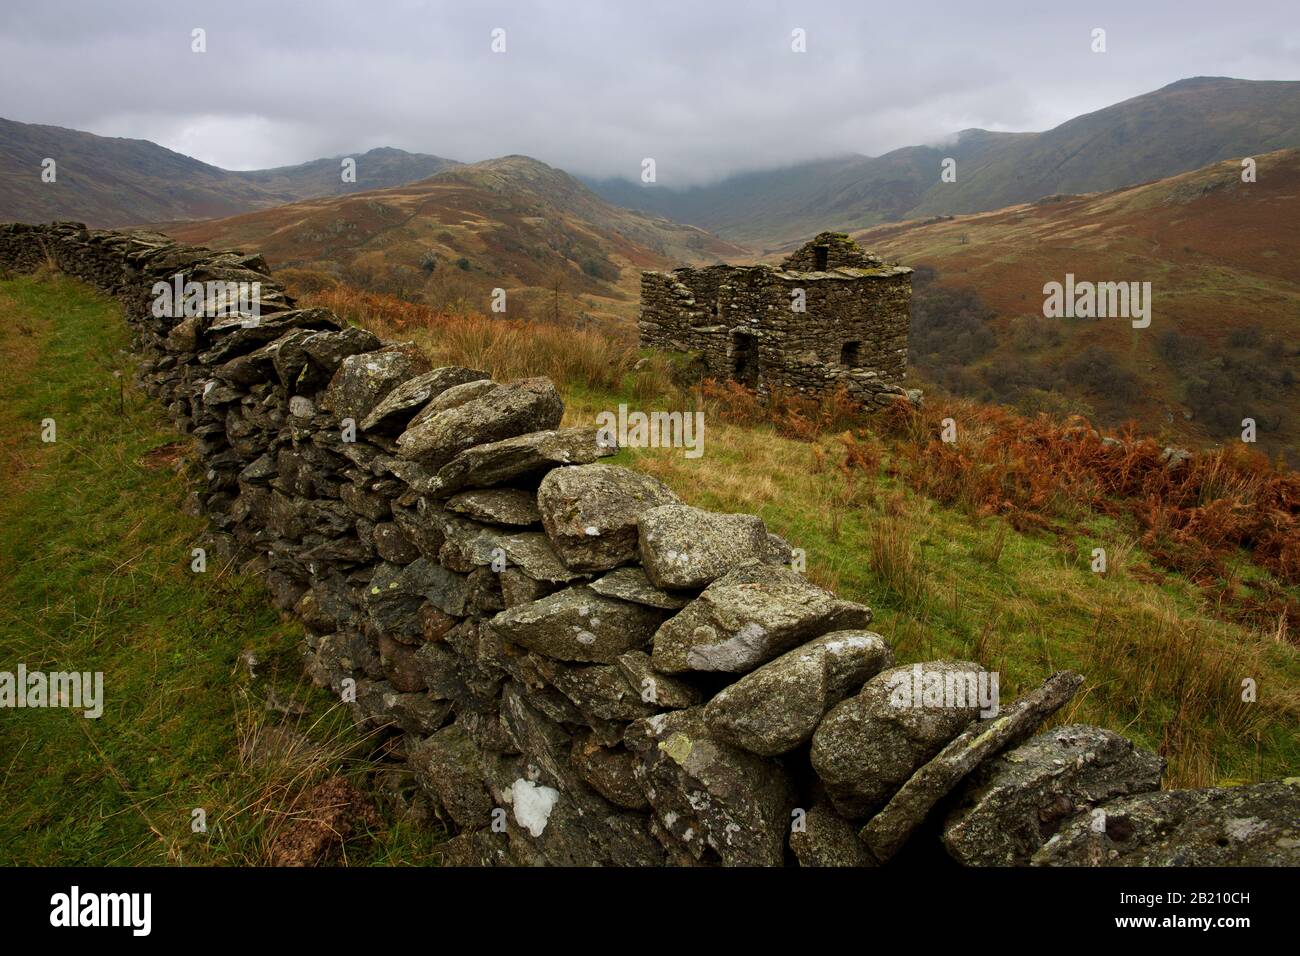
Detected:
left=3, top=220, right=1297, bottom=867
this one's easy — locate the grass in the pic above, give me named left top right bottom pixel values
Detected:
left=324, top=283, right=1300, bottom=789
left=0, top=273, right=448, bottom=865
left=311, top=283, right=637, bottom=392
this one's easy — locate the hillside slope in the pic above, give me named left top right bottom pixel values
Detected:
left=851, top=148, right=1300, bottom=459
left=162, top=155, right=748, bottom=324
left=232, top=146, right=458, bottom=201
left=589, top=77, right=1300, bottom=247
left=0, top=117, right=458, bottom=226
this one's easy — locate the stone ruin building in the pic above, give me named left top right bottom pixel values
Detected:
left=638, top=232, right=916, bottom=408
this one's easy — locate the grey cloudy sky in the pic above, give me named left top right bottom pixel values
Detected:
left=1, top=0, right=1296, bottom=185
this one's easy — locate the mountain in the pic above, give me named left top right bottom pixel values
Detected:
left=0, top=117, right=458, bottom=227
left=587, top=77, right=1300, bottom=247
left=849, top=148, right=1300, bottom=460
left=160, top=155, right=747, bottom=324
left=232, top=147, right=457, bottom=201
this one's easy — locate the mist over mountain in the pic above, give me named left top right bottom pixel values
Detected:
left=586, top=78, right=1300, bottom=247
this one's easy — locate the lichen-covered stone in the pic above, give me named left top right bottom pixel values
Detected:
left=651, top=561, right=871, bottom=674
left=704, top=630, right=893, bottom=756
left=396, top=378, right=564, bottom=469
left=790, top=800, right=871, bottom=867
left=625, top=707, right=795, bottom=866
left=943, top=724, right=1165, bottom=866
left=858, top=670, right=1083, bottom=863
left=364, top=559, right=469, bottom=640
left=201, top=308, right=342, bottom=366
left=589, top=566, right=692, bottom=609
left=293, top=580, right=358, bottom=636
left=499, top=567, right=558, bottom=608
left=351, top=678, right=451, bottom=735
left=810, top=660, right=982, bottom=818
left=489, top=586, right=667, bottom=663
left=488, top=685, right=666, bottom=866
left=409, top=723, right=494, bottom=830
left=570, top=731, right=649, bottom=810
left=528, top=655, right=659, bottom=723
left=372, top=521, right=420, bottom=564
left=272, top=326, right=381, bottom=393
left=413, top=641, right=467, bottom=699
left=300, top=326, right=384, bottom=377
left=445, top=487, right=541, bottom=526
left=488, top=531, right=584, bottom=584
left=538, top=464, right=681, bottom=572
left=409, top=378, right=500, bottom=424
left=377, top=633, right=426, bottom=693
left=321, top=343, right=431, bottom=424
left=1032, top=779, right=1300, bottom=866
left=614, top=650, right=703, bottom=710
left=638, top=504, right=772, bottom=589
left=429, top=426, right=617, bottom=496
left=360, top=366, right=489, bottom=433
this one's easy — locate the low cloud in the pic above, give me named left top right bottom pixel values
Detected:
left=0, top=0, right=1295, bottom=184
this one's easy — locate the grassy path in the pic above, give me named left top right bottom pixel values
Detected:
left=0, top=274, right=443, bottom=865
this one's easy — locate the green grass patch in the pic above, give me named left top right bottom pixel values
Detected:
left=0, top=274, right=446, bottom=865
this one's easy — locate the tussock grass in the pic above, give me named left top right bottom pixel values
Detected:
left=867, top=515, right=930, bottom=610
left=304, top=284, right=635, bottom=392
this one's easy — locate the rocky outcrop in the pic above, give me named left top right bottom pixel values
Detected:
left=5, top=219, right=1292, bottom=868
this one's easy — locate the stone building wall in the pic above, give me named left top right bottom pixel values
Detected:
left=3, top=220, right=1295, bottom=867
left=638, top=232, right=915, bottom=408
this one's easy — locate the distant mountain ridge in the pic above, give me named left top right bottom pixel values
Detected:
left=587, top=77, right=1300, bottom=247
left=161, top=154, right=747, bottom=325
left=0, top=117, right=458, bottom=227
left=233, top=147, right=458, bottom=201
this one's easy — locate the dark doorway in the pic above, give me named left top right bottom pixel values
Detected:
left=840, top=340, right=862, bottom=366
left=732, top=331, right=759, bottom=388
left=814, top=246, right=829, bottom=271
